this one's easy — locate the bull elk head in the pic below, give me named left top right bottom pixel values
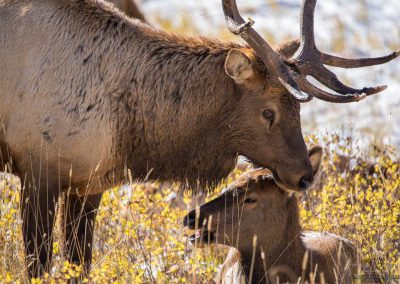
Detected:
left=222, top=0, right=399, bottom=103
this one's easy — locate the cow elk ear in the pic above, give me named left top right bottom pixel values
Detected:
left=225, top=49, right=255, bottom=84
left=309, top=146, right=323, bottom=176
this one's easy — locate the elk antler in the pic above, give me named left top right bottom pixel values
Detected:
left=222, top=0, right=311, bottom=101
left=223, top=0, right=400, bottom=103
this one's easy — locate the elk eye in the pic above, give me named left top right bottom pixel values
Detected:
left=244, top=197, right=257, bottom=204
left=262, top=110, right=274, bottom=122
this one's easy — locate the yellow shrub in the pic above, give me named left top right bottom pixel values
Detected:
left=0, top=134, right=398, bottom=282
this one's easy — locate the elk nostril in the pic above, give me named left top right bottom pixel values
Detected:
left=299, top=175, right=313, bottom=190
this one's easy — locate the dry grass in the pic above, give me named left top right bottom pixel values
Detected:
left=0, top=134, right=398, bottom=283
left=303, top=134, right=400, bottom=283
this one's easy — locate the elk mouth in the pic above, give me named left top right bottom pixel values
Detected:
left=188, top=229, right=216, bottom=246
left=241, top=154, right=288, bottom=187
left=271, top=170, right=287, bottom=189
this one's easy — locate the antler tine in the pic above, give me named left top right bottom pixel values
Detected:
left=321, top=51, right=400, bottom=68
left=308, top=63, right=388, bottom=98
left=298, top=0, right=317, bottom=51
left=222, top=0, right=311, bottom=101
left=290, top=0, right=398, bottom=102
left=294, top=72, right=387, bottom=103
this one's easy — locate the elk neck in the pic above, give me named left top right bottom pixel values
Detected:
left=240, top=194, right=305, bottom=283
left=57, top=0, right=246, bottom=189
left=115, top=29, right=245, bottom=190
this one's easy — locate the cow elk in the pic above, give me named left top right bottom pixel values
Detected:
left=184, top=146, right=357, bottom=283
left=0, top=0, right=396, bottom=278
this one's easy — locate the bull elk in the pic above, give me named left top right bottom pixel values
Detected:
left=184, top=147, right=357, bottom=283
left=0, top=0, right=396, bottom=278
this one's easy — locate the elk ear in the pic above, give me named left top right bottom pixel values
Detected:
left=275, top=39, right=300, bottom=60
left=225, top=49, right=255, bottom=83
left=308, top=146, right=323, bottom=176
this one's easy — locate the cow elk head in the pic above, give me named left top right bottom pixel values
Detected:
left=184, top=146, right=322, bottom=250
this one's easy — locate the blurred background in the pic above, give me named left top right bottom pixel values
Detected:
left=140, top=0, right=400, bottom=150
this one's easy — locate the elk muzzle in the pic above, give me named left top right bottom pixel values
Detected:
left=265, top=146, right=322, bottom=191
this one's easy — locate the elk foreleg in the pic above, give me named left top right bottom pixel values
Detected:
left=21, top=181, right=60, bottom=278
left=62, top=192, right=103, bottom=277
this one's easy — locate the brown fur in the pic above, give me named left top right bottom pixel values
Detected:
left=185, top=149, right=357, bottom=283
left=0, top=0, right=315, bottom=277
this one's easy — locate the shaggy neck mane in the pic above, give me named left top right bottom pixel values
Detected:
left=119, top=31, right=243, bottom=190
left=56, top=0, right=246, bottom=189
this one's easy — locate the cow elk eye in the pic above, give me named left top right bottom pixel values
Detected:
left=244, top=197, right=257, bottom=204
left=262, top=110, right=275, bottom=122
